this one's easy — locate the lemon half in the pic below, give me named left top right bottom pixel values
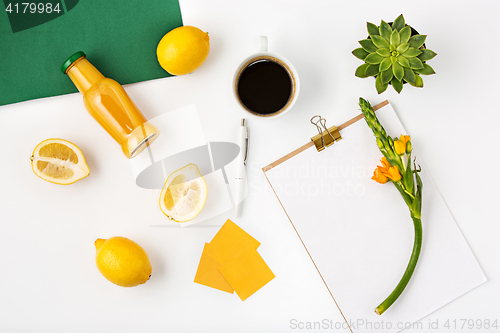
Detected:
left=31, top=138, right=90, bottom=185
left=159, top=163, right=208, bottom=223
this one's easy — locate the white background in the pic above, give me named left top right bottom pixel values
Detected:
left=0, top=1, right=499, bottom=332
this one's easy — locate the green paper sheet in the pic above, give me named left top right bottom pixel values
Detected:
left=0, top=0, right=183, bottom=106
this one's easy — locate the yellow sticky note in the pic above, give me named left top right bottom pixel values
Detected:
left=219, top=246, right=275, bottom=301
left=194, top=243, right=234, bottom=293
left=206, top=219, right=260, bottom=264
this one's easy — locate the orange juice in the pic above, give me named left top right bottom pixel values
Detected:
left=62, top=51, right=159, bottom=158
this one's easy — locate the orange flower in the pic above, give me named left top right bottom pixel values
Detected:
left=394, top=135, right=411, bottom=155
left=372, top=157, right=402, bottom=183
left=385, top=165, right=402, bottom=182
left=372, top=166, right=389, bottom=184
left=380, top=156, right=391, bottom=169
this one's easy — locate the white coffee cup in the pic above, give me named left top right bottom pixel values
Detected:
left=233, top=36, right=300, bottom=118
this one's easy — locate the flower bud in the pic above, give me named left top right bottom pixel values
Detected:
left=406, top=140, right=412, bottom=154
left=385, top=137, right=393, bottom=151
left=394, top=138, right=406, bottom=155
left=376, top=138, right=384, bottom=149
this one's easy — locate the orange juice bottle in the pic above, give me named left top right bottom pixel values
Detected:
left=61, top=51, right=159, bottom=159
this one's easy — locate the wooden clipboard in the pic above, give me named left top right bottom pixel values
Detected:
left=263, top=100, right=388, bottom=173
left=261, top=100, right=486, bottom=333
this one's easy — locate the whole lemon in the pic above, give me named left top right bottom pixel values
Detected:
left=156, top=25, right=210, bottom=75
left=95, top=237, right=152, bottom=287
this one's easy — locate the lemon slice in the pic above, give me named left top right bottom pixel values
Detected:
left=159, top=163, right=208, bottom=223
left=31, top=138, right=90, bottom=185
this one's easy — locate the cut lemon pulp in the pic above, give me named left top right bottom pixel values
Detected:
left=159, top=164, right=208, bottom=223
left=31, top=138, right=90, bottom=185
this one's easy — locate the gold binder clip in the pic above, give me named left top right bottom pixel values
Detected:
left=310, top=115, right=342, bottom=152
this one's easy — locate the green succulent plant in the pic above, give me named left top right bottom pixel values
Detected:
left=353, top=15, right=437, bottom=94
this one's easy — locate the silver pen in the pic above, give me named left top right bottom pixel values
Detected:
left=234, top=119, right=248, bottom=218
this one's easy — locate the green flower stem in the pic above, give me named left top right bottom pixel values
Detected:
left=397, top=181, right=415, bottom=199
left=360, top=97, right=424, bottom=315
left=375, top=215, right=422, bottom=315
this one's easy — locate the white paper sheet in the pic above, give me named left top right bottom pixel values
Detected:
left=264, top=102, right=486, bottom=333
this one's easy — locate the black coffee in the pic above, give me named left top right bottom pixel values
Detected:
left=236, top=58, right=293, bottom=115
